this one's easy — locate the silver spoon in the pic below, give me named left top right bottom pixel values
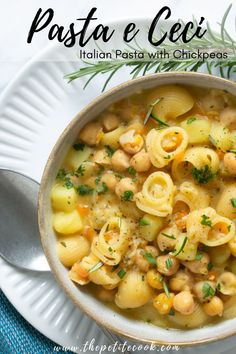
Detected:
left=0, top=169, right=130, bottom=349
left=0, top=169, right=50, bottom=271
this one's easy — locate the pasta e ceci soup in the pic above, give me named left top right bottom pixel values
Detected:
left=51, top=84, right=236, bottom=329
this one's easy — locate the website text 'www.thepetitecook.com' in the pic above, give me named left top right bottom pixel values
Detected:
left=53, top=338, right=180, bottom=354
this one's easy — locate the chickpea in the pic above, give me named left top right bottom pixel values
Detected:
left=101, top=113, right=120, bottom=132
left=219, top=107, right=236, bottom=130
left=147, top=269, right=163, bottom=290
left=115, top=177, right=137, bottom=200
left=135, top=246, right=158, bottom=273
left=153, top=292, right=174, bottom=315
left=169, top=270, right=193, bottom=292
left=182, top=252, right=210, bottom=275
left=157, top=225, right=178, bottom=252
left=119, top=129, right=144, bottom=155
left=223, top=153, right=236, bottom=176
left=130, top=149, right=151, bottom=172
left=135, top=249, right=150, bottom=272
left=100, top=172, right=118, bottom=191
left=145, top=245, right=159, bottom=258
left=193, top=281, right=216, bottom=302
left=202, top=296, right=224, bottom=317
left=79, top=121, right=103, bottom=146
left=157, top=255, right=179, bottom=276
left=173, top=291, right=195, bottom=315
left=92, top=149, right=111, bottom=166
left=217, top=272, right=236, bottom=296
left=111, top=149, right=130, bottom=172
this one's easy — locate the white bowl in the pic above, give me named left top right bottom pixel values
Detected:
left=38, top=72, right=236, bottom=346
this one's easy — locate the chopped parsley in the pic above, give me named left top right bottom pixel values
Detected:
left=95, top=176, right=102, bottom=185
left=230, top=198, right=236, bottom=208
left=77, top=184, right=94, bottom=196
left=191, top=165, right=216, bottom=184
left=161, top=232, right=176, bottom=240
left=216, top=283, right=221, bottom=291
left=108, top=247, right=113, bottom=252
left=169, top=309, right=175, bottom=316
left=76, top=164, right=85, bottom=177
left=73, top=142, right=85, bottom=151
left=121, top=190, right=134, bottom=201
left=117, top=268, right=126, bottom=279
left=111, top=264, right=119, bottom=272
left=195, top=251, right=203, bottom=261
left=60, top=241, right=67, bottom=248
left=227, top=149, right=236, bottom=154
left=165, top=258, right=173, bottom=270
left=96, top=182, right=108, bottom=195
left=144, top=252, right=157, bottom=265
left=186, top=117, right=197, bottom=125
left=88, top=261, right=103, bottom=273
left=57, top=168, right=67, bottom=180
left=202, top=282, right=215, bottom=299
left=172, top=236, right=188, bottom=256
left=201, top=214, right=212, bottom=227
left=164, top=155, right=171, bottom=159
left=139, top=218, right=150, bottom=226
left=207, top=262, right=214, bottom=271
left=64, top=179, right=74, bottom=189
left=105, top=145, right=115, bottom=157
left=127, top=166, right=137, bottom=176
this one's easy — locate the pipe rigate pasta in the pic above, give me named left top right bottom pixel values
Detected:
left=146, top=127, right=188, bottom=168
left=135, top=172, right=174, bottom=217
left=172, top=147, right=220, bottom=181
left=91, top=217, right=130, bottom=266
left=174, top=181, right=210, bottom=212
left=186, top=207, right=235, bottom=246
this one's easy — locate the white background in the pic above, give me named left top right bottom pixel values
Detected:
left=0, top=0, right=235, bottom=93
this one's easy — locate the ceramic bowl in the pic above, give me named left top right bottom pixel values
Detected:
left=38, top=72, right=236, bottom=346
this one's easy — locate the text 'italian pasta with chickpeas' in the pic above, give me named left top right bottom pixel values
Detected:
left=51, top=84, right=236, bottom=329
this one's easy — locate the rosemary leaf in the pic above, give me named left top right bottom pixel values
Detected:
left=144, top=98, right=162, bottom=125
left=172, top=237, right=188, bottom=256
left=88, top=261, right=104, bottom=273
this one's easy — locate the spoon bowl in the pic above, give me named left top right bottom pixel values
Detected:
left=0, top=169, right=49, bottom=271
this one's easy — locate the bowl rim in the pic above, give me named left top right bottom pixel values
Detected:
left=38, top=71, right=236, bottom=346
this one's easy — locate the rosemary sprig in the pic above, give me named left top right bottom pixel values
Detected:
left=65, top=5, right=236, bottom=91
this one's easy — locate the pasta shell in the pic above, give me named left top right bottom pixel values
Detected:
left=169, top=303, right=209, bottom=328
left=147, top=85, right=194, bottom=120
